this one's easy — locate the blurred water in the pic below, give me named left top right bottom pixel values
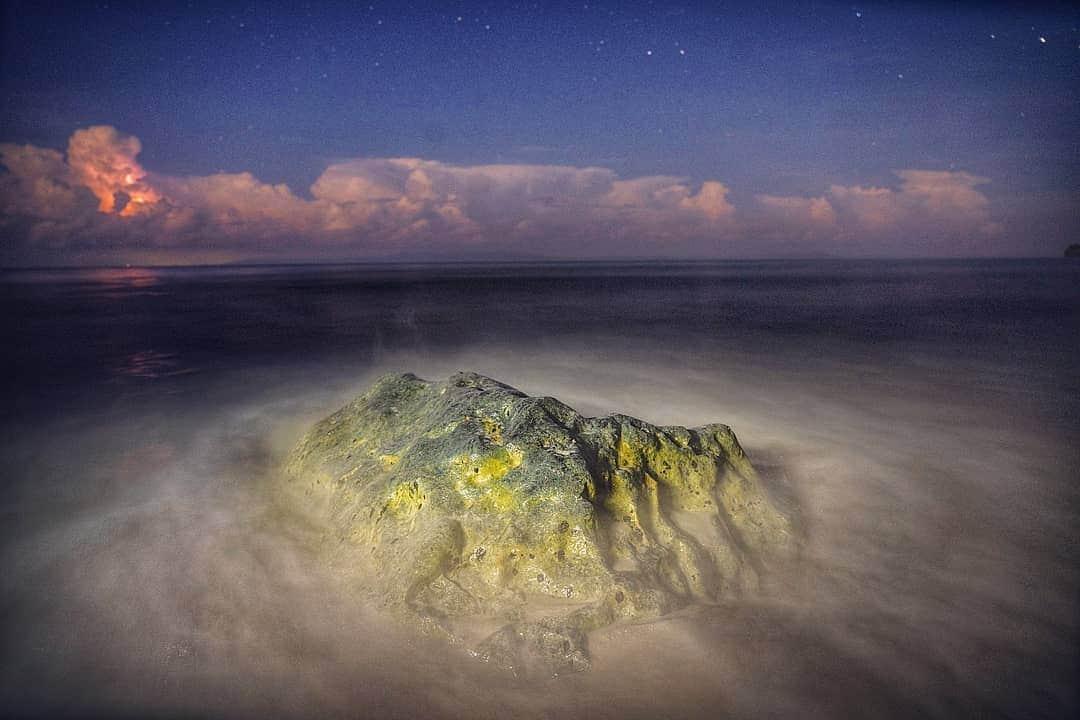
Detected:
left=1, top=259, right=1077, bottom=718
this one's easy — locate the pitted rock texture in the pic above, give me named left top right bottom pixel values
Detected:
left=284, top=372, right=792, bottom=675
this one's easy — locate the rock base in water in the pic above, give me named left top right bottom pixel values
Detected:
left=284, top=372, right=792, bottom=675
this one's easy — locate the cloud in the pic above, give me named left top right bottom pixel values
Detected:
left=309, top=159, right=734, bottom=248
left=756, top=194, right=837, bottom=230
left=757, top=194, right=836, bottom=226
left=757, top=170, right=1000, bottom=255
left=0, top=125, right=1003, bottom=263
left=828, top=170, right=998, bottom=238
left=0, top=143, right=92, bottom=221
left=681, top=181, right=736, bottom=221
left=66, top=126, right=162, bottom=216
left=153, top=172, right=330, bottom=236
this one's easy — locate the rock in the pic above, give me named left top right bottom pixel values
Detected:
left=283, top=372, right=793, bottom=675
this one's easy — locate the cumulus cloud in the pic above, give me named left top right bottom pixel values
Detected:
left=153, top=172, right=330, bottom=235
left=830, top=170, right=998, bottom=238
left=309, top=159, right=735, bottom=247
left=66, top=126, right=162, bottom=216
left=756, top=170, right=1000, bottom=255
left=757, top=194, right=837, bottom=226
left=0, top=125, right=1002, bottom=263
left=0, top=143, right=91, bottom=221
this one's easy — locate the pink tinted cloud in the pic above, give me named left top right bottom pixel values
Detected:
left=756, top=170, right=1000, bottom=255
left=66, top=126, right=162, bottom=216
left=0, top=125, right=1002, bottom=262
left=0, top=143, right=90, bottom=221
left=825, top=170, right=998, bottom=238
left=756, top=194, right=837, bottom=227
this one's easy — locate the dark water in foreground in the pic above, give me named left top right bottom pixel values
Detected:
left=1, top=259, right=1078, bottom=719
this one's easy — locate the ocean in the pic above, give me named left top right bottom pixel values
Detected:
left=1, top=259, right=1077, bottom=719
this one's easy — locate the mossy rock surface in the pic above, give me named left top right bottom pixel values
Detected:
left=284, top=372, right=792, bottom=675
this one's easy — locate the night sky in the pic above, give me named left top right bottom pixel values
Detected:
left=1, top=1, right=1078, bottom=265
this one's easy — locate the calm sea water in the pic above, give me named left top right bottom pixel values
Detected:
left=1, top=259, right=1078, bottom=719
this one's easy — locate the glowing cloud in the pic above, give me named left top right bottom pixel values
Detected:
left=66, top=126, right=161, bottom=216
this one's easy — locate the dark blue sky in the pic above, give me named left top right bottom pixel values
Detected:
left=1, top=1, right=1078, bottom=263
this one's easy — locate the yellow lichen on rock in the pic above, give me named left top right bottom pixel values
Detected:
left=452, top=444, right=523, bottom=487
left=384, top=479, right=426, bottom=520
left=282, top=371, right=793, bottom=676
left=479, top=415, right=505, bottom=444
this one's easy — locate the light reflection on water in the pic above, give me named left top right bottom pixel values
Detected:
left=112, top=350, right=197, bottom=379
left=85, top=266, right=163, bottom=289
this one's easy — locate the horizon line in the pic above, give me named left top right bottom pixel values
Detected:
left=1, top=255, right=1073, bottom=272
